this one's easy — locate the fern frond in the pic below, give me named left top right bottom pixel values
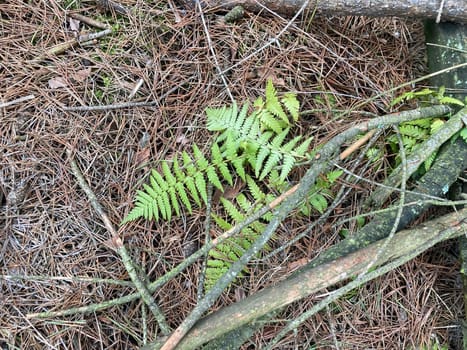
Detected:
left=399, top=124, right=428, bottom=139
left=309, top=193, right=328, bottom=214
left=246, top=175, right=266, bottom=202
left=260, top=151, right=282, bottom=180
left=205, top=188, right=275, bottom=291
left=255, top=109, right=284, bottom=134
left=279, top=154, right=296, bottom=182
left=424, top=150, right=438, bottom=172
left=194, top=172, right=208, bottom=204
left=206, top=165, right=223, bottom=191
left=282, top=92, right=300, bottom=121
left=211, top=143, right=233, bottom=186
left=265, top=79, right=289, bottom=124
left=220, top=197, right=244, bottom=223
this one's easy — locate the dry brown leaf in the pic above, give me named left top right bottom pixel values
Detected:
left=71, top=68, right=92, bottom=82
left=135, top=147, right=151, bottom=166
left=48, top=77, right=68, bottom=89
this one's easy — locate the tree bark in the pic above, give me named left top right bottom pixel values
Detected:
left=425, top=21, right=467, bottom=101
left=185, top=0, right=467, bottom=23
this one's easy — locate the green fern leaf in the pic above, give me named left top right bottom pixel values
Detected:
left=279, top=154, right=295, bottom=182
left=256, top=110, right=283, bottom=133
left=271, top=128, right=290, bottom=148
left=236, top=193, right=253, bottom=213
left=142, top=182, right=160, bottom=221
left=283, top=135, right=302, bottom=153
left=260, top=151, right=282, bottom=180
left=424, top=150, right=438, bottom=172
left=162, top=162, right=181, bottom=217
left=309, top=193, right=328, bottom=214
left=460, top=128, right=467, bottom=142
left=327, top=170, right=343, bottom=183
left=246, top=175, right=266, bottom=202
left=293, top=137, right=313, bottom=157
left=232, top=158, right=246, bottom=181
left=206, top=165, right=223, bottom=191
left=211, top=213, right=232, bottom=230
left=407, top=118, right=432, bottom=128
left=194, top=172, right=208, bottom=204
left=220, top=197, right=244, bottom=222
left=121, top=205, right=145, bottom=224
left=430, top=119, right=445, bottom=134
left=265, top=80, right=289, bottom=124
left=400, top=124, right=427, bottom=139
left=150, top=170, right=172, bottom=220
left=206, top=104, right=235, bottom=131
left=282, top=92, right=299, bottom=121
left=172, top=157, right=185, bottom=181
left=193, top=144, right=209, bottom=170
left=175, top=182, right=192, bottom=214
left=211, top=143, right=233, bottom=186
left=254, top=133, right=274, bottom=177
left=185, top=176, right=201, bottom=206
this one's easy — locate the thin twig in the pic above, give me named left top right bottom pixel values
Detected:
left=0, top=94, right=35, bottom=108
left=66, top=149, right=171, bottom=335
left=63, top=81, right=183, bottom=111
left=68, top=13, right=109, bottom=29
left=436, top=0, right=446, bottom=23
left=32, top=29, right=112, bottom=61
left=336, top=199, right=467, bottom=226
left=0, top=274, right=134, bottom=287
left=195, top=0, right=234, bottom=103
left=97, top=0, right=130, bottom=15
left=340, top=129, right=376, bottom=160
left=64, top=100, right=158, bottom=112
left=197, top=184, right=213, bottom=300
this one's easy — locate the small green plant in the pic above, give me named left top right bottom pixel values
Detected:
left=380, top=86, right=466, bottom=173
left=390, top=86, right=465, bottom=107
left=123, top=80, right=341, bottom=289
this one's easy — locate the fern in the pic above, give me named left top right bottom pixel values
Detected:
left=121, top=143, right=232, bottom=224
left=206, top=190, right=271, bottom=291
left=387, top=113, right=450, bottom=175
left=122, top=80, right=344, bottom=291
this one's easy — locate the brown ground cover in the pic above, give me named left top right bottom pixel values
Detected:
left=0, top=1, right=463, bottom=349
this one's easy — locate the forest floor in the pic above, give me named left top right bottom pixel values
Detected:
left=0, top=1, right=464, bottom=349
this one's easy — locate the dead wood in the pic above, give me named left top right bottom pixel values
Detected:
left=183, top=0, right=467, bottom=23
left=142, top=207, right=467, bottom=350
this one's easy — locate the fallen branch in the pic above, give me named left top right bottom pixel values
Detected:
left=143, top=207, right=467, bottom=349
left=0, top=94, right=35, bottom=108
left=186, top=0, right=467, bottom=23
left=32, top=29, right=112, bottom=62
